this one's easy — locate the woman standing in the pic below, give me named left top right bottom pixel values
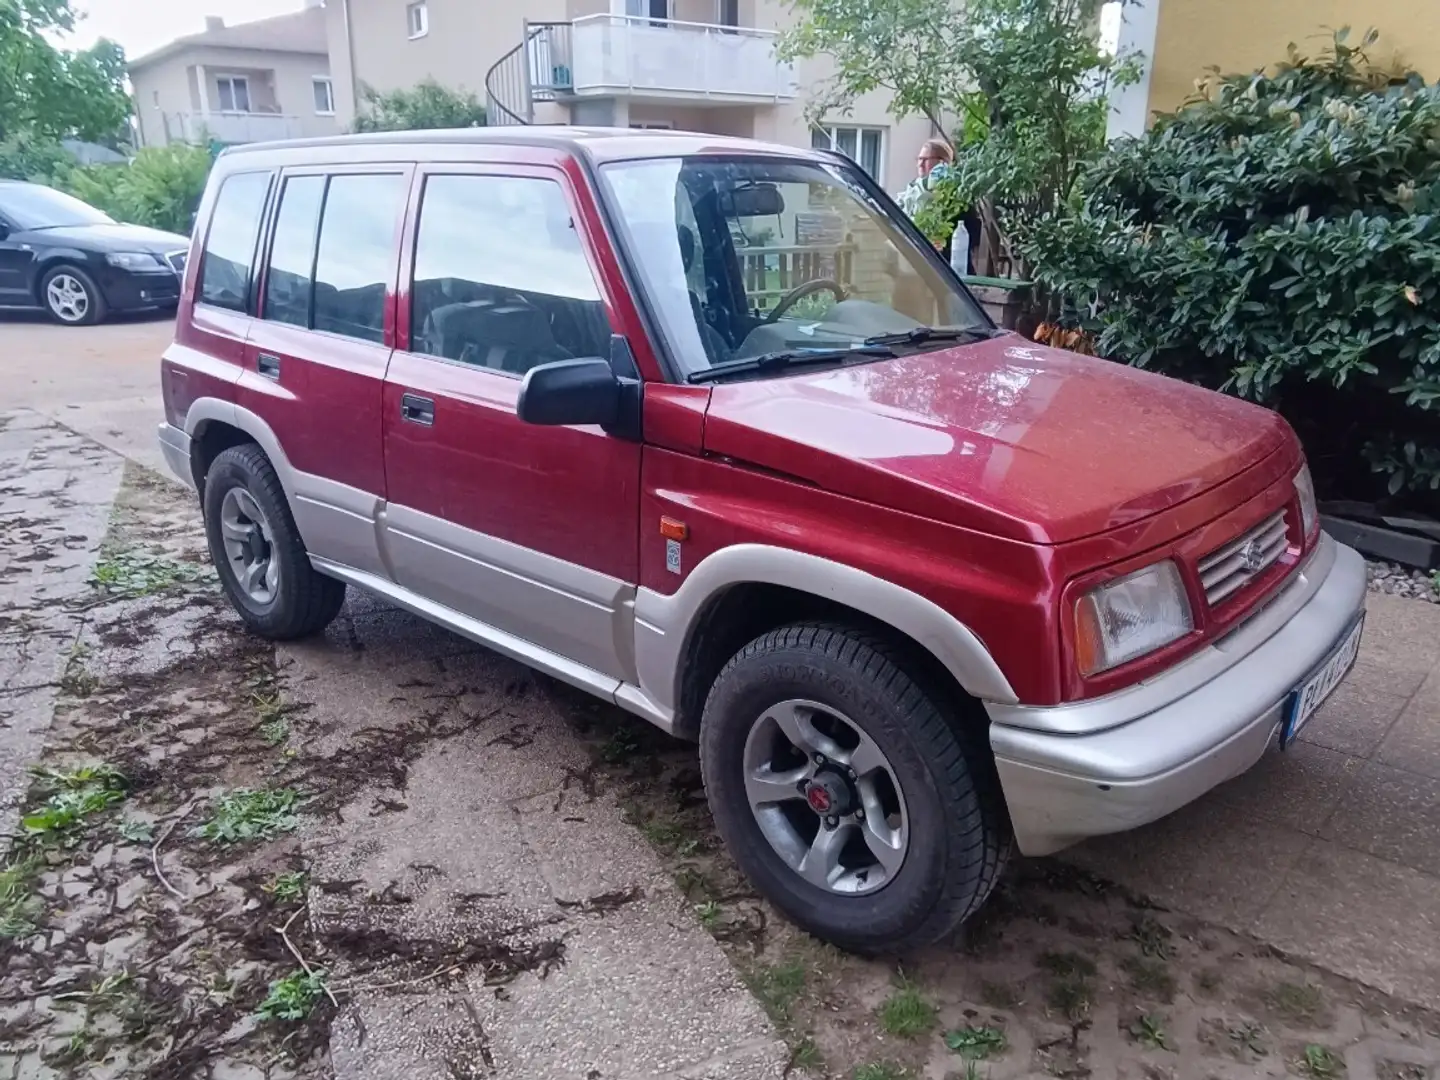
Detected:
left=896, top=138, right=975, bottom=277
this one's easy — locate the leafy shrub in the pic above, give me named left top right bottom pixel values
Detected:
left=352, top=79, right=486, bottom=132
left=65, top=144, right=213, bottom=234
left=1022, top=31, right=1440, bottom=509
left=0, top=132, right=77, bottom=185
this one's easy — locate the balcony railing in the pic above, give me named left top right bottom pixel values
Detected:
left=567, top=14, right=797, bottom=103
left=164, top=111, right=306, bottom=145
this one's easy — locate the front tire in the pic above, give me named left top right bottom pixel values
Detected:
left=699, top=623, right=1011, bottom=954
left=40, top=265, right=106, bottom=326
left=203, top=445, right=346, bottom=639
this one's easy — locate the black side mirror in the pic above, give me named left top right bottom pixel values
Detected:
left=517, top=357, right=622, bottom=427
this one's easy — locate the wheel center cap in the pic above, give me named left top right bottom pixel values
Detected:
left=804, top=772, right=852, bottom=817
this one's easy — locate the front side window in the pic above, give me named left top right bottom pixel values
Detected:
left=410, top=174, right=611, bottom=375
left=312, top=174, right=407, bottom=344
left=199, top=171, right=272, bottom=312
left=601, top=156, right=986, bottom=380
left=216, top=75, right=251, bottom=112
left=262, top=175, right=325, bottom=327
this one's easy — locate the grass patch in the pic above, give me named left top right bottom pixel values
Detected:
left=116, top=818, right=154, bottom=844
left=255, top=968, right=328, bottom=1021
left=1128, top=1012, right=1174, bottom=1051
left=1120, top=953, right=1177, bottom=1002
left=877, top=977, right=937, bottom=1039
left=746, top=959, right=807, bottom=1027
left=1127, top=913, right=1174, bottom=959
left=193, top=788, right=302, bottom=845
left=789, top=1038, right=823, bottom=1072
left=0, top=858, right=43, bottom=939
left=945, top=1024, right=1007, bottom=1059
left=1039, top=950, right=1095, bottom=1024
left=1264, top=980, right=1325, bottom=1025
left=59, top=642, right=98, bottom=698
left=22, top=763, right=129, bottom=845
left=980, top=979, right=1020, bottom=1010
left=694, top=899, right=722, bottom=929
left=259, top=719, right=290, bottom=747
left=89, top=549, right=207, bottom=597
left=1228, top=1021, right=1267, bottom=1058
left=853, top=1064, right=911, bottom=1080
left=1038, top=950, right=1097, bottom=979
left=263, top=871, right=308, bottom=903
left=1300, top=1044, right=1342, bottom=1078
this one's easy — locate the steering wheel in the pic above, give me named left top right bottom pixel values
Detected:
left=763, top=279, right=847, bottom=324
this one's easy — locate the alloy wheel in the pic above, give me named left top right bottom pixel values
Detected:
left=219, top=486, right=280, bottom=605
left=46, top=274, right=89, bottom=322
left=741, top=698, right=909, bottom=895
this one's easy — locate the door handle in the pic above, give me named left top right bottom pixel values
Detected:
left=257, top=353, right=281, bottom=380
left=400, top=393, right=435, bottom=426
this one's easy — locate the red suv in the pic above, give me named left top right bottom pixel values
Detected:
left=159, top=129, right=1367, bottom=953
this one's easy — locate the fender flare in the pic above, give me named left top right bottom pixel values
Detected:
left=183, top=397, right=302, bottom=497
left=631, top=543, right=1018, bottom=730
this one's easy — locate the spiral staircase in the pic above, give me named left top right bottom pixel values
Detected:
left=484, top=21, right=573, bottom=126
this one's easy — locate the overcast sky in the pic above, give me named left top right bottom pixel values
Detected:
left=66, top=0, right=305, bottom=61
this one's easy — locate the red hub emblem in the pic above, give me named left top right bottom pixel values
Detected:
left=805, top=785, right=833, bottom=813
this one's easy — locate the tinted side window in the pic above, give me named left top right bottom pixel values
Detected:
left=199, top=172, right=272, bottom=311
left=262, top=175, right=325, bottom=327
left=312, top=174, right=406, bottom=344
left=411, top=175, right=611, bottom=375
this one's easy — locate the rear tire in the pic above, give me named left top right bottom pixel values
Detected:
left=203, top=444, right=346, bottom=639
left=699, top=623, right=1011, bottom=954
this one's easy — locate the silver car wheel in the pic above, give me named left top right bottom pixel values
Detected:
left=219, top=486, right=280, bottom=605
left=741, top=698, right=909, bottom=896
left=46, top=274, right=90, bottom=322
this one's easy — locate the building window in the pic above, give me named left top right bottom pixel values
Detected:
left=215, top=75, right=251, bottom=113
left=718, top=0, right=738, bottom=27
left=624, top=0, right=669, bottom=23
left=312, top=77, right=335, bottom=115
left=812, top=125, right=884, bottom=183
left=406, top=1, right=428, bottom=38
left=410, top=175, right=610, bottom=375
left=629, top=121, right=673, bottom=129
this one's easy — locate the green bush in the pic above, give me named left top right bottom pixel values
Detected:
left=65, top=144, right=212, bottom=234
left=1021, top=31, right=1440, bottom=509
left=0, top=132, right=77, bottom=185
left=352, top=79, right=485, bottom=132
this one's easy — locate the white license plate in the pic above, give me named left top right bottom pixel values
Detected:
left=1283, top=615, right=1364, bottom=746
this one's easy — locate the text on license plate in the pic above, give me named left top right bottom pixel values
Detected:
left=1284, top=616, right=1364, bottom=746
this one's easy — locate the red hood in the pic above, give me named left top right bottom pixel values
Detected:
left=701, top=335, right=1293, bottom=544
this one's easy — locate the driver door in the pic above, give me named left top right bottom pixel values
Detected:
left=380, top=164, right=642, bottom=682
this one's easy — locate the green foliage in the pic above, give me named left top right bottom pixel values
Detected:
left=0, top=0, right=131, bottom=144
left=263, top=871, right=308, bottom=902
left=193, top=788, right=302, bottom=845
left=352, top=79, right=486, bottom=132
left=256, top=968, right=327, bottom=1021
left=781, top=0, right=1138, bottom=251
left=0, top=858, right=42, bottom=939
left=1022, top=31, right=1440, bottom=510
left=945, top=1024, right=1008, bottom=1059
left=22, top=763, right=129, bottom=846
left=66, top=144, right=213, bottom=234
left=0, top=130, right=75, bottom=183
left=877, top=978, right=938, bottom=1038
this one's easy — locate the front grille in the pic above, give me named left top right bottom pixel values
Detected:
left=165, top=250, right=187, bottom=275
left=1197, top=509, right=1289, bottom=608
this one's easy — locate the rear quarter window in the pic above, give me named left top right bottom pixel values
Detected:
left=198, top=171, right=273, bottom=312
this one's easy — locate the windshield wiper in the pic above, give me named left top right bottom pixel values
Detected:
left=863, top=325, right=999, bottom=348
left=687, top=345, right=895, bottom=384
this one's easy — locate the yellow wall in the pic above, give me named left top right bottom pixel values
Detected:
left=1148, top=0, right=1440, bottom=120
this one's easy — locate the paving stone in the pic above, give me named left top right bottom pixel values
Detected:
left=1214, top=740, right=1364, bottom=834
left=1300, top=659, right=1415, bottom=757
left=1320, top=760, right=1440, bottom=877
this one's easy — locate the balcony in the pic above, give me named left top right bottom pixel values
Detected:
left=164, top=111, right=306, bottom=146
left=548, top=14, right=797, bottom=105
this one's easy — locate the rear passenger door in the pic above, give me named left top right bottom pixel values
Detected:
left=245, top=165, right=412, bottom=578
left=381, top=165, right=642, bottom=683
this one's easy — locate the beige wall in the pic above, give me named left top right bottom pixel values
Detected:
left=1147, top=0, right=1440, bottom=119
left=132, top=46, right=337, bottom=146
left=332, top=0, right=936, bottom=188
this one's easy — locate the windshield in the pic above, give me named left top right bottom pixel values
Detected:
left=599, top=156, right=988, bottom=379
left=0, top=184, right=114, bottom=231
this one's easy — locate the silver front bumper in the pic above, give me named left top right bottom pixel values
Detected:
left=157, top=421, right=193, bottom=490
left=988, top=534, right=1367, bottom=856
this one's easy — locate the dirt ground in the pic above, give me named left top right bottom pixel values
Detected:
left=2, top=412, right=1439, bottom=1079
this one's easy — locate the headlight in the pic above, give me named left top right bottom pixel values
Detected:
left=1074, top=560, right=1193, bottom=676
left=105, top=252, right=162, bottom=270
left=1294, top=463, right=1318, bottom=539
